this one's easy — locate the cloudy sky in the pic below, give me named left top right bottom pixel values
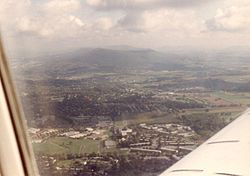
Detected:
left=1, top=0, right=250, bottom=56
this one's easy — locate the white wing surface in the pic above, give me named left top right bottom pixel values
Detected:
left=160, top=108, right=250, bottom=176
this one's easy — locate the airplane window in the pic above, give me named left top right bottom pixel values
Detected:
left=1, top=0, right=250, bottom=175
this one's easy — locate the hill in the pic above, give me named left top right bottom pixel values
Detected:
left=16, top=48, right=185, bottom=78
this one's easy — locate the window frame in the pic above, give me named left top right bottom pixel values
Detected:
left=0, top=36, right=39, bottom=176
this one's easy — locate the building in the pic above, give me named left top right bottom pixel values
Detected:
left=130, top=148, right=162, bottom=155
left=120, top=128, right=133, bottom=136
left=105, top=140, right=116, bottom=149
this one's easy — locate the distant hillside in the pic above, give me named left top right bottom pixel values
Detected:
left=15, top=47, right=185, bottom=78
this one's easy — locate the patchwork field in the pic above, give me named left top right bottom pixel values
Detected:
left=33, top=137, right=101, bottom=155
left=212, top=91, right=250, bottom=106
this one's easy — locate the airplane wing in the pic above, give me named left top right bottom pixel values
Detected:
left=160, top=109, right=250, bottom=176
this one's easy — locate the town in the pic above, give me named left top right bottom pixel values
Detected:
left=12, top=47, right=250, bottom=176
left=29, top=122, right=198, bottom=176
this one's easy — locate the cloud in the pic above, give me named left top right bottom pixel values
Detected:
left=12, top=0, right=86, bottom=38
left=86, top=0, right=212, bottom=10
left=44, top=0, right=81, bottom=13
left=118, top=13, right=146, bottom=32
left=1, top=0, right=250, bottom=55
left=118, top=9, right=204, bottom=33
left=206, top=5, right=250, bottom=32
left=0, top=0, right=87, bottom=39
left=69, top=15, right=85, bottom=27
left=0, top=0, right=30, bottom=31
left=95, top=17, right=114, bottom=30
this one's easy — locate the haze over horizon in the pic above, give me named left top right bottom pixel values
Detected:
left=1, top=0, right=250, bottom=57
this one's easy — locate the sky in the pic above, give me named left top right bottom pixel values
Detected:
left=1, top=0, right=250, bottom=56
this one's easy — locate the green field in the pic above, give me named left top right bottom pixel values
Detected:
left=212, top=91, right=250, bottom=105
left=33, top=137, right=101, bottom=155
